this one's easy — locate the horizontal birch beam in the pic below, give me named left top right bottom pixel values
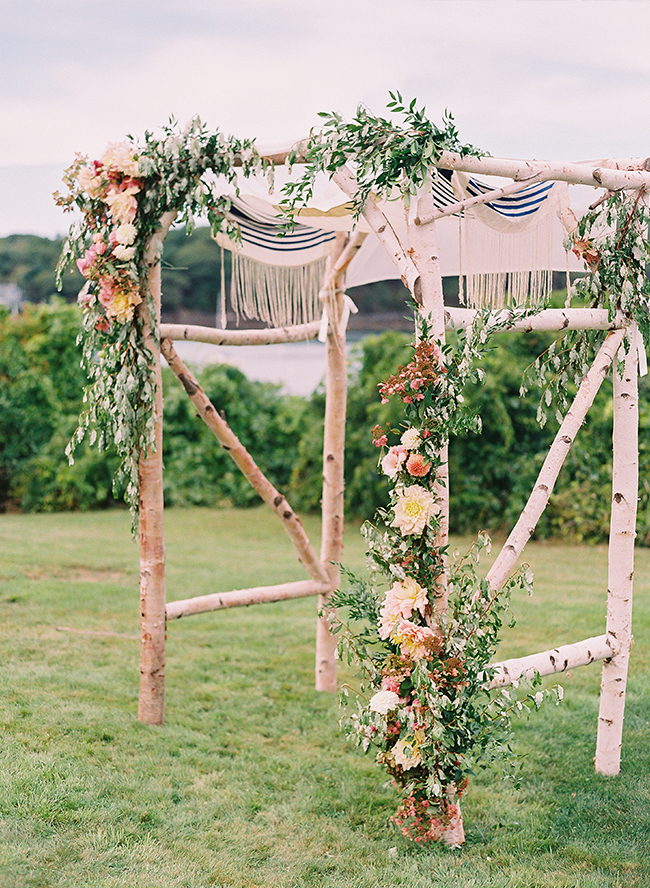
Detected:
left=444, top=307, right=627, bottom=333
left=160, top=337, right=331, bottom=587
left=254, top=146, right=650, bottom=190
left=434, top=151, right=650, bottom=192
left=166, top=578, right=330, bottom=620
left=489, top=634, right=618, bottom=689
left=486, top=327, right=626, bottom=594
left=159, top=321, right=320, bottom=346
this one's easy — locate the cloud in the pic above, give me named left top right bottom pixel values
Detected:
left=3, top=0, right=650, bottom=234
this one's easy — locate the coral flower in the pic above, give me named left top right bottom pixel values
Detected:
left=406, top=453, right=431, bottom=478
left=393, top=619, right=436, bottom=660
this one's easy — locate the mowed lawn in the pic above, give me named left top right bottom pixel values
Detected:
left=0, top=506, right=648, bottom=887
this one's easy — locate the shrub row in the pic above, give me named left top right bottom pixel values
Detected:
left=2, top=301, right=649, bottom=544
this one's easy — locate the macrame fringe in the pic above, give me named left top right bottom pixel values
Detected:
left=459, top=213, right=556, bottom=308
left=230, top=253, right=327, bottom=327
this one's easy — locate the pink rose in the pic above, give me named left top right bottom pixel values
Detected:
left=76, top=245, right=99, bottom=278
left=381, top=445, right=408, bottom=478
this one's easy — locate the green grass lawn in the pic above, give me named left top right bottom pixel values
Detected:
left=0, top=507, right=648, bottom=887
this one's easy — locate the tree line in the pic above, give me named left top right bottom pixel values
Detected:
left=0, top=228, right=414, bottom=321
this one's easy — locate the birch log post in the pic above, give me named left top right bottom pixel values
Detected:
left=137, top=210, right=175, bottom=726
left=595, top=336, right=639, bottom=775
left=410, top=191, right=463, bottom=848
left=445, top=307, right=626, bottom=334
left=316, top=233, right=351, bottom=692
left=486, top=327, right=626, bottom=595
left=490, top=634, right=618, bottom=689
left=160, top=338, right=330, bottom=587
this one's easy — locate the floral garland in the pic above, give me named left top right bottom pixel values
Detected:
left=55, top=119, right=269, bottom=524
left=329, top=315, right=562, bottom=845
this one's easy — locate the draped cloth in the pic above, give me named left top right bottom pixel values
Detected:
left=214, top=170, right=577, bottom=324
left=451, top=172, right=570, bottom=308
left=214, top=196, right=337, bottom=327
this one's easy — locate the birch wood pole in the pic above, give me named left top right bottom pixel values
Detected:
left=595, top=335, right=639, bottom=775
left=433, top=151, right=650, bottom=193
left=485, top=327, right=626, bottom=595
left=409, top=190, right=464, bottom=848
left=486, top=328, right=625, bottom=594
left=445, top=307, right=626, bottom=334
left=316, top=233, right=352, bottom=692
left=160, top=338, right=330, bottom=587
left=159, top=320, right=321, bottom=345
left=167, top=578, right=330, bottom=620
left=137, top=210, right=176, bottom=726
left=408, top=191, right=450, bottom=615
left=331, top=166, right=420, bottom=296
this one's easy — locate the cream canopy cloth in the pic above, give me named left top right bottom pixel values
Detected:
left=214, top=165, right=591, bottom=324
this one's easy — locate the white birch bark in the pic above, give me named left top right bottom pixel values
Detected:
left=490, top=634, right=618, bottom=689
left=331, top=166, right=420, bottom=296
left=137, top=210, right=175, bottom=726
left=595, top=338, right=639, bottom=775
left=433, top=151, right=650, bottom=192
left=316, top=233, right=350, bottom=692
left=408, top=193, right=450, bottom=613
left=266, top=145, right=650, bottom=192
left=160, top=338, right=330, bottom=587
left=486, top=327, right=626, bottom=595
left=445, top=307, right=626, bottom=334
left=166, top=578, right=330, bottom=620
left=159, top=321, right=321, bottom=345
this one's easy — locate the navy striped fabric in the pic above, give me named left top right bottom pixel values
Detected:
left=228, top=198, right=336, bottom=256
left=464, top=177, right=555, bottom=219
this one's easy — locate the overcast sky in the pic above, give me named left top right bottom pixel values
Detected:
left=2, top=0, right=650, bottom=237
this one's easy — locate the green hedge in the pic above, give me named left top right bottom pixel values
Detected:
left=3, top=301, right=649, bottom=545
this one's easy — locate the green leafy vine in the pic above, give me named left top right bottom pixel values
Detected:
left=280, top=91, right=484, bottom=220
left=522, top=187, right=650, bottom=426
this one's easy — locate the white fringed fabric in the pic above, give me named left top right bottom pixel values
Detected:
left=230, top=253, right=328, bottom=328
left=215, top=196, right=336, bottom=327
left=453, top=173, right=568, bottom=308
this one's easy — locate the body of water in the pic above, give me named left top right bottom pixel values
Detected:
left=168, top=331, right=374, bottom=396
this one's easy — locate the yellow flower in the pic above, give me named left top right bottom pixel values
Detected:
left=393, top=738, right=422, bottom=770
left=391, top=485, right=434, bottom=535
left=106, top=287, right=141, bottom=324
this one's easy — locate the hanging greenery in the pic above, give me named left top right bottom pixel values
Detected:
left=522, top=187, right=650, bottom=425
left=55, top=119, right=269, bottom=522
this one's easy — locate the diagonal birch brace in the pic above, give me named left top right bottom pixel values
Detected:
left=160, top=337, right=331, bottom=588
left=166, top=579, right=330, bottom=620
left=485, top=327, right=626, bottom=595
left=489, top=633, right=619, bottom=689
